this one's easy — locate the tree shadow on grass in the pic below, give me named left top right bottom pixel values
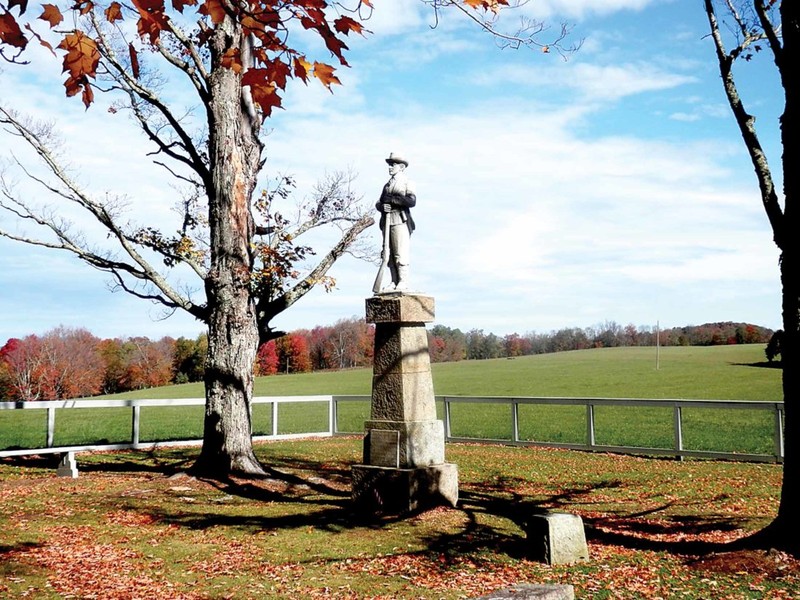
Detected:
left=730, top=361, right=782, bottom=369
left=4, top=447, right=768, bottom=562
left=414, top=482, right=752, bottom=562
left=0, top=447, right=196, bottom=476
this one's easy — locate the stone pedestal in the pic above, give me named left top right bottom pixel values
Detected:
left=352, top=293, right=458, bottom=514
left=525, top=512, right=589, bottom=565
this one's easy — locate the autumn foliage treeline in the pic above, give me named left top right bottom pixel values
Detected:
left=0, top=318, right=376, bottom=401
left=0, top=320, right=772, bottom=401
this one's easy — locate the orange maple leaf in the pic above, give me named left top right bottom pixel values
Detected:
left=104, top=2, right=124, bottom=23
left=333, top=15, right=365, bottom=36
left=39, top=4, right=63, bottom=28
left=220, top=47, right=242, bottom=73
left=132, top=0, right=169, bottom=44
left=198, top=0, right=225, bottom=25
left=312, top=61, right=340, bottom=91
left=63, top=74, right=94, bottom=108
left=293, top=55, right=311, bottom=82
left=57, top=30, right=100, bottom=79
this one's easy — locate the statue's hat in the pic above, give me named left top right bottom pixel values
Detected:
left=385, top=152, right=409, bottom=167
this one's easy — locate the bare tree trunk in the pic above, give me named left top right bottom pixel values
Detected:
left=772, top=0, right=800, bottom=552
left=193, top=18, right=265, bottom=478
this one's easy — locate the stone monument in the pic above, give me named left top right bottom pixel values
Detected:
left=352, top=153, right=458, bottom=514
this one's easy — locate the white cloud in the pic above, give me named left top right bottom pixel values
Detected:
left=0, top=0, right=783, bottom=342
left=503, top=0, right=661, bottom=20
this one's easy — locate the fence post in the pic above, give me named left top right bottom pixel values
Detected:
left=673, top=404, right=684, bottom=460
left=444, top=397, right=452, bottom=442
left=271, top=401, right=279, bottom=437
left=512, top=399, right=520, bottom=443
left=132, top=405, right=141, bottom=447
left=46, top=407, right=55, bottom=448
left=329, top=396, right=336, bottom=436
left=775, top=404, right=785, bottom=462
left=586, top=403, right=595, bottom=449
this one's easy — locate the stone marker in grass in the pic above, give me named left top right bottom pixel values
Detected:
left=474, top=583, right=575, bottom=599
left=525, top=511, right=589, bottom=565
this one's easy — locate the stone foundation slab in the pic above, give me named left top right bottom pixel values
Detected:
left=351, top=463, right=458, bottom=515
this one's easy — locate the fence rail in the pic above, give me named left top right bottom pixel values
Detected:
left=0, top=395, right=785, bottom=463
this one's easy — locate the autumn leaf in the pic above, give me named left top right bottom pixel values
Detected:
left=104, top=2, right=123, bottom=24
left=463, top=0, right=509, bottom=13
left=293, top=55, right=311, bottom=83
left=198, top=0, right=225, bottom=25
left=242, top=68, right=282, bottom=117
left=333, top=15, right=365, bottom=36
left=57, top=30, right=100, bottom=79
left=73, top=0, right=94, bottom=16
left=39, top=4, right=63, bottom=28
left=128, top=43, right=139, bottom=78
left=131, top=0, right=168, bottom=44
left=265, top=58, right=291, bottom=89
left=220, top=47, right=242, bottom=73
left=171, top=0, right=197, bottom=13
left=63, top=74, right=94, bottom=108
left=24, top=22, right=54, bottom=54
left=312, top=61, right=340, bottom=91
left=7, top=0, right=28, bottom=15
left=0, top=12, right=28, bottom=49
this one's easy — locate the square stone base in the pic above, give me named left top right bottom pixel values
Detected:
left=524, top=512, right=589, bottom=565
left=351, top=463, right=458, bottom=515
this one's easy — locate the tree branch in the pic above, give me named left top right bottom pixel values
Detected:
left=703, top=0, right=785, bottom=248
left=0, top=105, right=209, bottom=322
left=256, top=213, right=374, bottom=343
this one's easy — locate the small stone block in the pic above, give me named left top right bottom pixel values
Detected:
left=472, top=584, right=575, bottom=600
left=366, top=294, right=435, bottom=324
left=525, top=512, right=589, bottom=565
left=56, top=452, right=79, bottom=478
left=351, top=463, right=458, bottom=514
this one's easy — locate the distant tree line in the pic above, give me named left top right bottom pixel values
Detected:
left=0, top=326, right=207, bottom=401
left=0, top=320, right=773, bottom=401
left=427, top=321, right=773, bottom=363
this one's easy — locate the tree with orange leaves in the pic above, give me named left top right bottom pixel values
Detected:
left=0, top=0, right=573, bottom=477
left=0, top=0, right=375, bottom=477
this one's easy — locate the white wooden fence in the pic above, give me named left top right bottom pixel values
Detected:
left=0, top=395, right=785, bottom=463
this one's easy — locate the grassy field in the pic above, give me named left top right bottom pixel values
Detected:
left=0, top=345, right=796, bottom=598
left=1, top=438, right=797, bottom=599
left=0, top=344, right=783, bottom=455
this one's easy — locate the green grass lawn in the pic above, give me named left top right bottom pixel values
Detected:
left=1, top=438, right=797, bottom=599
left=0, top=344, right=783, bottom=455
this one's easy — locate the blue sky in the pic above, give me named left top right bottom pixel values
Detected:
left=0, top=0, right=785, bottom=343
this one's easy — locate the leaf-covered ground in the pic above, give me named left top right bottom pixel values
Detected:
left=1, top=438, right=798, bottom=599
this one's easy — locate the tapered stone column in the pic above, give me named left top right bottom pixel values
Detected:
left=351, top=293, right=458, bottom=514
